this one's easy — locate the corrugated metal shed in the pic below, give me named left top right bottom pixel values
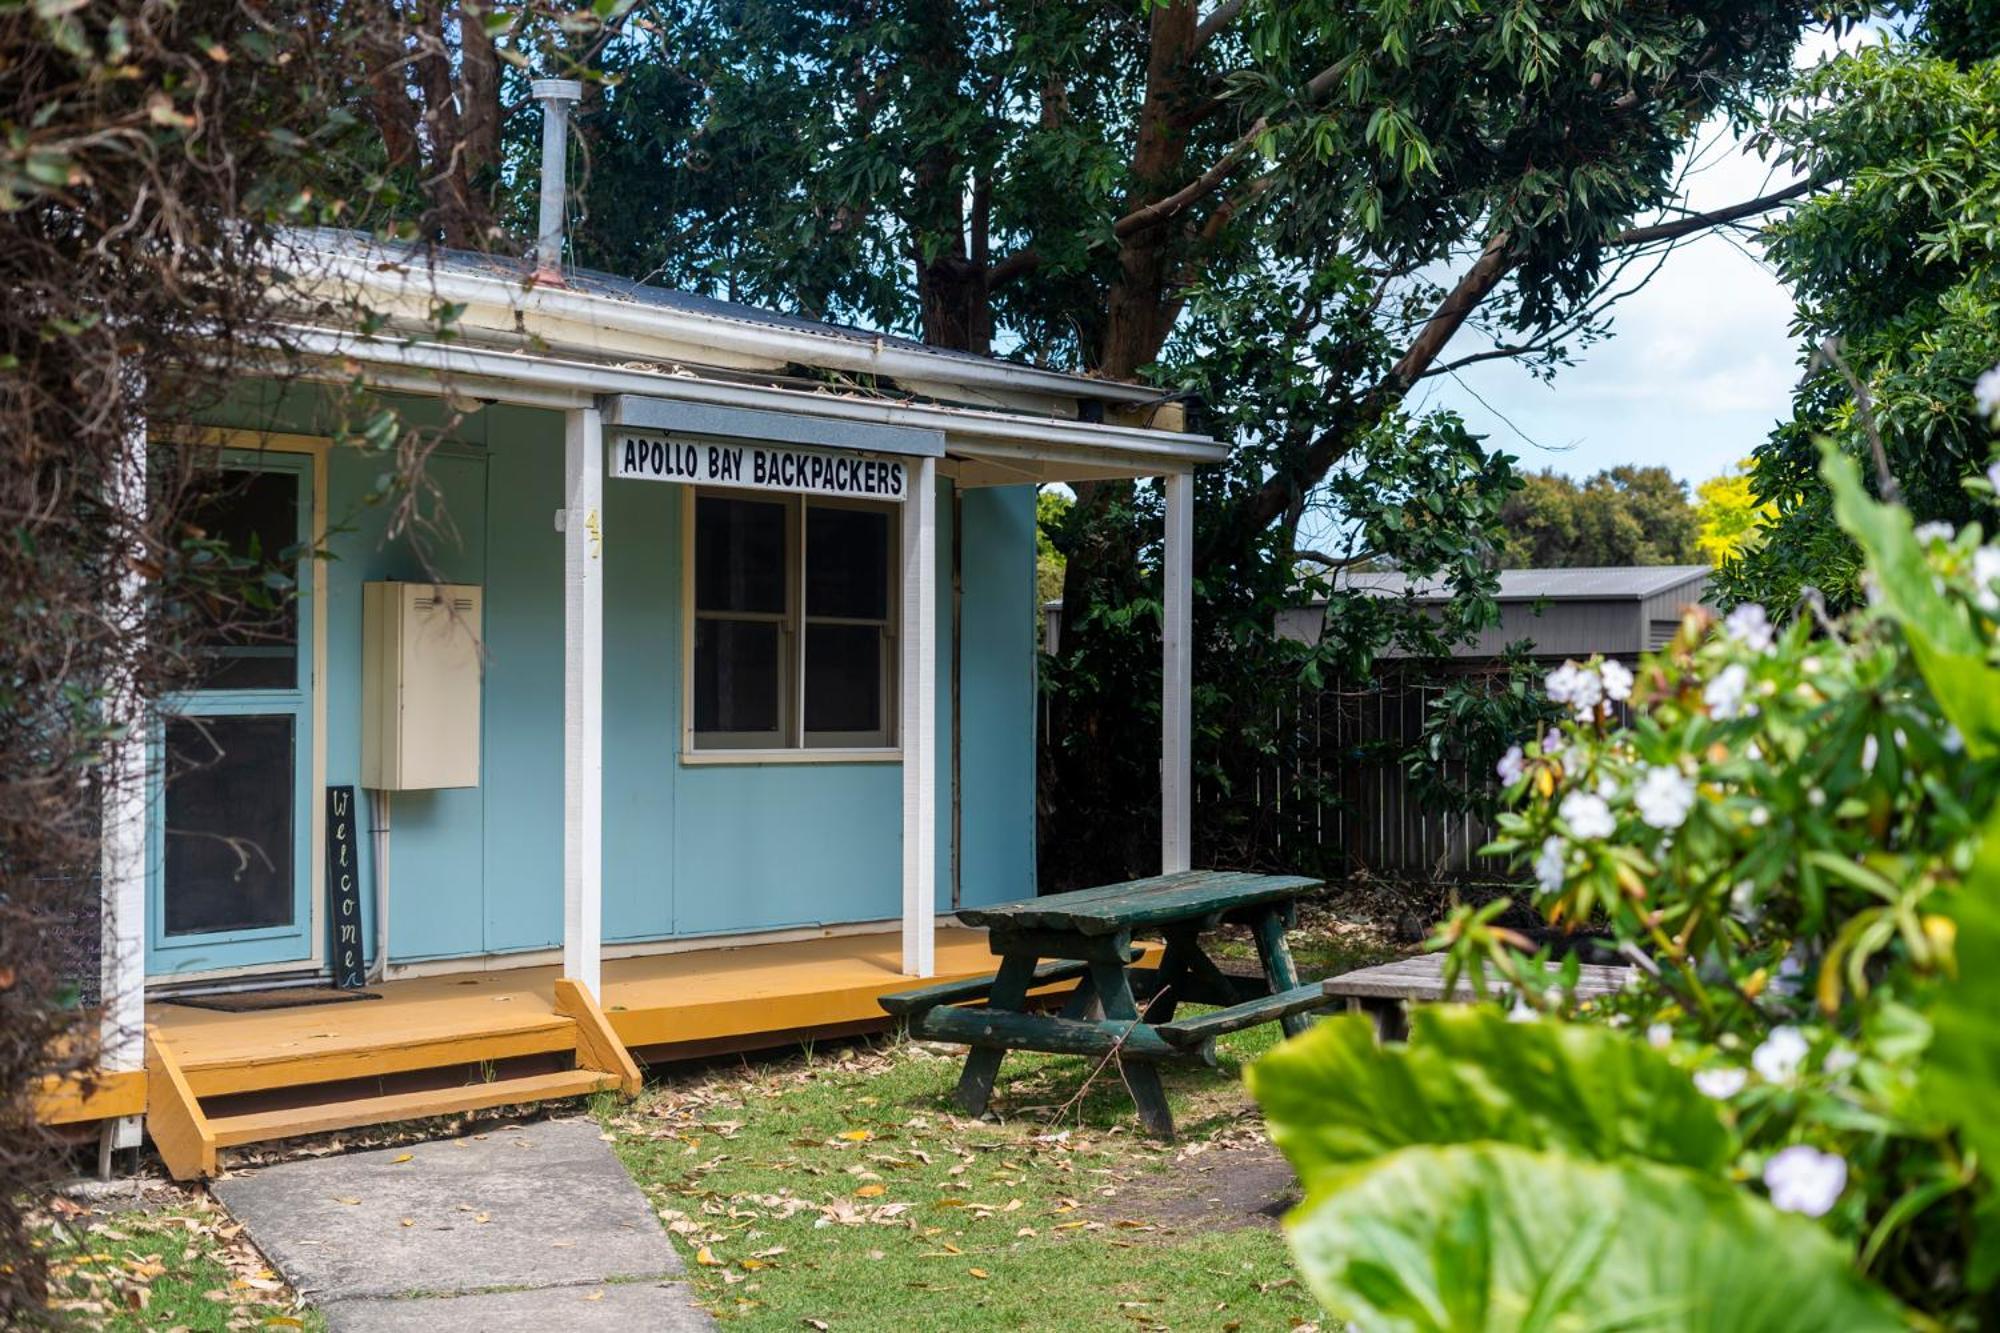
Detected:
left=1274, top=565, right=1712, bottom=659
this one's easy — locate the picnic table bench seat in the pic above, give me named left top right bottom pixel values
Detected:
left=1153, top=982, right=1335, bottom=1048
left=879, top=951, right=1142, bottom=1017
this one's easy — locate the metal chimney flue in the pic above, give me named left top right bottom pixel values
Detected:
left=530, top=78, right=584, bottom=287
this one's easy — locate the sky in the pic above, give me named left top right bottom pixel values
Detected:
left=1411, top=28, right=1854, bottom=491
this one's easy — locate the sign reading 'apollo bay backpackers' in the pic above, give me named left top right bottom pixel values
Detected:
left=611, top=432, right=908, bottom=501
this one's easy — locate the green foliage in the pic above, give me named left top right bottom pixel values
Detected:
left=1284, top=1144, right=1904, bottom=1333
left=1695, top=459, right=1775, bottom=566
left=1722, top=22, right=2000, bottom=612
left=1253, top=403, right=2000, bottom=1326
left=1249, top=1009, right=1734, bottom=1183
left=1496, top=466, right=1701, bottom=568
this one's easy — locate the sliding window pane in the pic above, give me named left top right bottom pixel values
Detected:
left=695, top=496, right=786, bottom=614
left=804, top=623, right=882, bottom=736
left=162, top=714, right=296, bottom=936
left=806, top=506, right=889, bottom=620
left=693, top=619, right=782, bottom=736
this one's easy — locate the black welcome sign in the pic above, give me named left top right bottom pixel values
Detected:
left=325, top=785, right=365, bottom=988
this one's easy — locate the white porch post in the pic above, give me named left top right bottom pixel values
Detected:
left=1161, top=470, right=1193, bottom=874
left=562, top=406, right=605, bottom=995
left=100, top=405, right=148, bottom=1154
left=900, top=455, right=939, bottom=977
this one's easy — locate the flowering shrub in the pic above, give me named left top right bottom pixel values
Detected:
left=1251, top=424, right=2000, bottom=1328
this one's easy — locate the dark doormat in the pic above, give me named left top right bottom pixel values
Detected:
left=164, top=987, right=382, bottom=1013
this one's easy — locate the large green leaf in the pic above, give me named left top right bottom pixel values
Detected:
left=1925, top=800, right=2000, bottom=1204
left=1248, top=1009, right=1734, bottom=1193
left=1821, top=444, right=2000, bottom=757
left=1288, top=1143, right=1905, bottom=1333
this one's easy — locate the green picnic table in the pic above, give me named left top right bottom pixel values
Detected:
left=881, top=870, right=1326, bottom=1137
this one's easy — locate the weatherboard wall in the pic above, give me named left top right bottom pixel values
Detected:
left=194, top=387, right=1036, bottom=970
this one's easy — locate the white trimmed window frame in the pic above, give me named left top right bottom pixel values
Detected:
left=680, top=485, right=901, bottom=764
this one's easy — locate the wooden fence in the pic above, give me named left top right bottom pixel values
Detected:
left=1190, top=671, right=1511, bottom=884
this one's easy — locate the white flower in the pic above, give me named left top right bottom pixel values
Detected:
left=1914, top=521, right=1955, bottom=545
left=1731, top=879, right=1758, bottom=914
left=1646, top=1022, right=1673, bottom=1049
left=1559, top=791, right=1616, bottom=840
left=1763, top=1145, right=1848, bottom=1218
left=1823, top=1047, right=1858, bottom=1075
left=1507, top=996, right=1538, bottom=1023
left=1987, top=459, right=2000, bottom=493
left=1753, top=1025, right=1810, bottom=1083
left=1496, top=744, right=1526, bottom=785
left=1972, top=545, right=2000, bottom=613
left=1861, top=735, right=1879, bottom=771
left=1704, top=663, right=1751, bottom=719
left=1745, top=741, right=1763, bottom=761
left=1634, top=766, right=1696, bottom=830
left=1545, top=662, right=1586, bottom=703
left=1599, top=658, right=1634, bottom=702
left=1748, top=804, right=1770, bottom=827
left=1596, top=776, right=1619, bottom=800
left=1808, top=786, right=1826, bottom=807
left=1694, top=1067, right=1748, bottom=1100
left=1534, top=837, right=1567, bottom=893
left=1722, top=603, right=1775, bottom=652
left=1945, top=724, right=1966, bottom=754
left=1977, top=365, right=2000, bottom=419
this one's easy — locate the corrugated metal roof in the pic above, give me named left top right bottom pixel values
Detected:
left=295, top=228, right=1160, bottom=403
left=1330, top=565, right=1711, bottom=602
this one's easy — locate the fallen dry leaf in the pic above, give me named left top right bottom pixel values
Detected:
left=969, top=1267, right=990, bottom=1279
left=695, top=1247, right=725, bottom=1267
left=853, top=1184, right=885, bottom=1198
left=391, top=1154, right=414, bottom=1165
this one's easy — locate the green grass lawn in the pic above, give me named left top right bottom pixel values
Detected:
left=33, top=1192, right=318, bottom=1331
left=605, top=1020, right=1332, bottom=1331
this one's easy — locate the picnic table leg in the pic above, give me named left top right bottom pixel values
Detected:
left=1140, top=927, right=1202, bottom=1023
left=1058, top=969, right=1103, bottom=1020
left=1089, top=960, right=1175, bottom=1139
left=1249, top=907, right=1309, bottom=1039
left=953, top=953, right=1038, bottom=1117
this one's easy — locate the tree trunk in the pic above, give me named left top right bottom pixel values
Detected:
left=458, top=0, right=503, bottom=226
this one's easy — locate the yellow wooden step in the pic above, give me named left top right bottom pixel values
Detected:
left=207, top=1067, right=619, bottom=1149
left=180, top=1015, right=580, bottom=1099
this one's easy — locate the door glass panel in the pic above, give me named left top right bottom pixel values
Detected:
left=190, top=470, right=300, bottom=690
left=162, top=714, right=296, bottom=936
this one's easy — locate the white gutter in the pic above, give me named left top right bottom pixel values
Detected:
left=278, top=326, right=1228, bottom=469
left=300, top=242, right=1173, bottom=410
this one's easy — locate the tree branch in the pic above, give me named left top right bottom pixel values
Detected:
left=987, top=248, right=1042, bottom=287
left=1113, top=117, right=1265, bottom=238
left=1193, top=0, right=1248, bottom=50
left=1609, top=178, right=1811, bottom=247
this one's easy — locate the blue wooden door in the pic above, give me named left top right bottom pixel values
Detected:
left=148, top=452, right=315, bottom=977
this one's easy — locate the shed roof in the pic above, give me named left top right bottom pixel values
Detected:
left=1331, top=565, right=1711, bottom=603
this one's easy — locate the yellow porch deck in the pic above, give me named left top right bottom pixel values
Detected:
left=46, top=925, right=1125, bottom=1174
left=152, top=926, right=1031, bottom=1085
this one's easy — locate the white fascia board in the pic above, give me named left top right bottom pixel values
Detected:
left=278, top=327, right=1229, bottom=475
left=305, top=248, right=1171, bottom=413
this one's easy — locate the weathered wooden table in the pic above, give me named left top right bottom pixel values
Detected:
left=882, top=870, right=1324, bottom=1138
left=1323, top=953, right=1634, bottom=1041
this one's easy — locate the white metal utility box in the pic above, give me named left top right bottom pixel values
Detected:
left=362, top=582, right=483, bottom=790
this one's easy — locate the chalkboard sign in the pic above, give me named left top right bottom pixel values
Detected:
left=325, top=785, right=365, bottom=988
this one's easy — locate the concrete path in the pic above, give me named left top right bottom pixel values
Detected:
left=211, top=1116, right=712, bottom=1332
